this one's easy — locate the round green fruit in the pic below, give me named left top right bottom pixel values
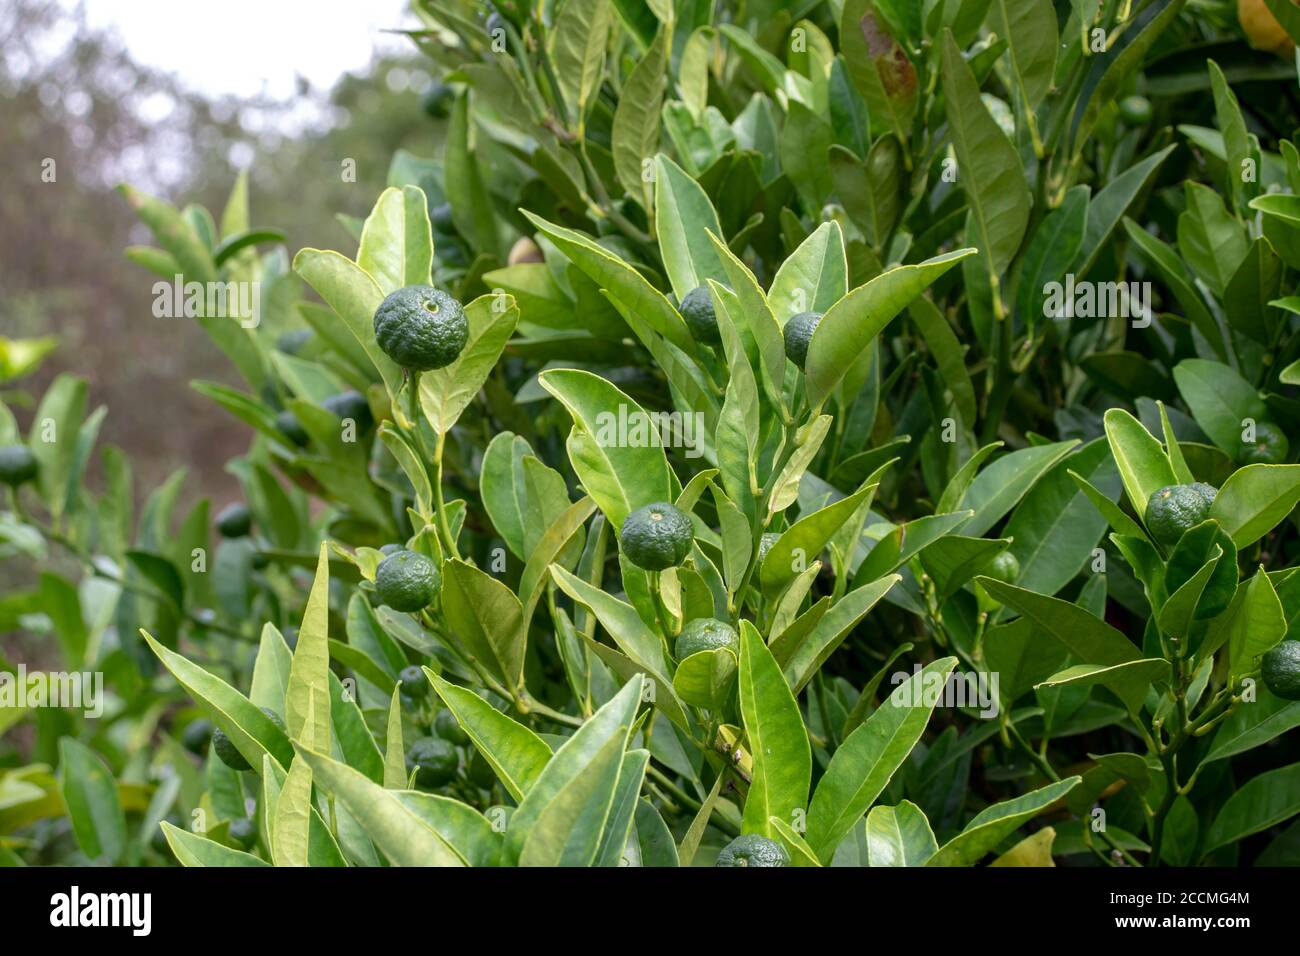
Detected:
left=0, top=445, right=38, bottom=487
left=434, top=708, right=469, bottom=745
left=422, top=82, right=454, bottom=119
left=216, top=503, right=252, bottom=538
left=375, top=549, right=441, bottom=612
left=322, top=391, right=373, bottom=432
left=679, top=286, right=721, bottom=345
left=1191, top=482, right=1218, bottom=505
left=407, top=736, right=458, bottom=789
left=986, top=550, right=1020, bottom=584
left=783, top=311, right=823, bottom=370
left=1118, top=95, right=1152, bottom=126
left=373, top=285, right=469, bottom=371
left=1262, top=640, right=1300, bottom=701
left=380, top=543, right=404, bottom=556
left=675, top=618, right=739, bottom=661
left=212, top=707, right=285, bottom=772
left=398, top=665, right=428, bottom=698
left=228, top=817, right=257, bottom=850
left=1145, top=484, right=1213, bottom=547
left=715, top=833, right=789, bottom=867
left=1241, top=421, right=1289, bottom=464
left=620, top=502, right=694, bottom=571
left=275, top=328, right=313, bottom=354
left=275, top=410, right=310, bottom=448
left=181, top=719, right=213, bottom=755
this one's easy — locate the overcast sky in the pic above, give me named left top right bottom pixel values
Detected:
left=75, top=0, right=416, bottom=100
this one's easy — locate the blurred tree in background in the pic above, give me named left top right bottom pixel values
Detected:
left=0, top=0, right=441, bottom=506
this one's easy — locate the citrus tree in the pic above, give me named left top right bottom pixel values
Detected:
left=3, top=0, right=1300, bottom=868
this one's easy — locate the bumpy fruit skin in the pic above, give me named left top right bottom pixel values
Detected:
left=0, top=445, right=38, bottom=487
left=216, top=503, right=252, bottom=538
left=715, top=833, right=790, bottom=867
left=1191, top=482, right=1218, bottom=505
left=407, top=736, right=458, bottom=789
left=275, top=410, right=310, bottom=448
left=757, top=531, right=780, bottom=564
left=373, top=285, right=469, bottom=371
left=380, top=543, right=404, bottom=556
left=181, top=719, right=214, bottom=755
left=1263, top=640, right=1300, bottom=700
left=1241, top=421, right=1289, bottom=464
left=783, top=311, right=823, bottom=369
left=1240, top=0, right=1296, bottom=53
left=434, top=708, right=470, bottom=745
left=1117, top=95, right=1152, bottom=126
left=398, top=664, right=427, bottom=697
left=679, top=286, right=721, bottom=345
left=375, top=549, right=441, bottom=612
left=322, top=391, right=373, bottom=432
left=675, top=618, right=740, bottom=661
left=228, top=817, right=257, bottom=850
left=620, top=502, right=694, bottom=571
left=987, top=550, right=1020, bottom=584
left=1145, top=484, right=1213, bottom=547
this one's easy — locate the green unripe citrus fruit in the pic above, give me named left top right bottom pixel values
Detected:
left=322, top=390, right=373, bottom=432
left=1262, top=640, right=1300, bottom=700
left=715, top=833, right=789, bottom=867
left=228, top=817, right=257, bottom=849
left=679, top=286, right=721, bottom=345
left=1191, top=482, right=1218, bottom=505
left=675, top=618, right=739, bottom=661
left=1241, top=421, right=1289, bottom=464
left=986, top=550, right=1020, bottom=584
left=216, top=503, right=252, bottom=538
left=212, top=708, right=286, bottom=772
left=373, top=285, right=469, bottom=371
left=407, top=736, right=458, bottom=789
left=398, top=665, right=428, bottom=698
left=275, top=410, right=310, bottom=448
left=380, top=542, right=404, bottom=556
left=181, top=719, right=214, bottom=755
left=434, top=708, right=469, bottom=745
left=1118, top=95, right=1152, bottom=126
left=0, top=445, right=38, bottom=487
left=783, top=311, right=823, bottom=369
left=620, top=502, right=694, bottom=571
left=1145, top=484, right=1213, bottom=547
left=422, top=82, right=454, bottom=119
left=375, top=549, right=441, bottom=612
left=275, top=328, right=313, bottom=354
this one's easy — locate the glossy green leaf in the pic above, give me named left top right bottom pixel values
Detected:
left=739, top=621, right=811, bottom=837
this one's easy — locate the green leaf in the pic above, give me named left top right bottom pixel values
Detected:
left=1204, top=761, right=1300, bottom=853
left=550, top=564, right=669, bottom=677
left=356, top=186, right=432, bottom=294
left=1103, top=408, right=1176, bottom=519
left=294, top=746, right=466, bottom=866
left=519, top=733, right=627, bottom=867
left=807, top=657, right=957, bottom=863
left=940, top=30, right=1030, bottom=284
left=991, top=0, right=1056, bottom=108
left=425, top=670, right=552, bottom=801
left=1178, top=182, right=1248, bottom=296
left=58, top=739, right=127, bottom=864
left=383, top=686, right=407, bottom=789
left=960, top=440, right=1079, bottom=538
left=805, top=249, right=974, bottom=408
left=1035, top=659, right=1169, bottom=714
left=976, top=579, right=1141, bottom=667
left=440, top=559, right=526, bottom=691
left=1220, top=569, right=1287, bottom=677
left=865, top=801, right=938, bottom=866
left=1209, top=465, right=1300, bottom=548
left=1076, top=145, right=1177, bottom=279
left=613, top=26, right=669, bottom=209
left=761, top=479, right=878, bottom=596
left=539, top=368, right=673, bottom=531
left=672, top=648, right=737, bottom=710
left=926, top=777, right=1081, bottom=866
left=739, top=621, right=811, bottom=837
left=29, top=374, right=87, bottom=523
left=769, top=222, right=848, bottom=323
left=285, top=544, right=331, bottom=750
left=550, top=0, right=612, bottom=126
left=446, top=92, right=500, bottom=258
left=654, top=154, right=727, bottom=301
left=161, top=823, right=269, bottom=867
left=1172, top=359, right=1269, bottom=458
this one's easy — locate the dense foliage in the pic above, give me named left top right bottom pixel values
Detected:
left=4, top=0, right=1300, bottom=868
